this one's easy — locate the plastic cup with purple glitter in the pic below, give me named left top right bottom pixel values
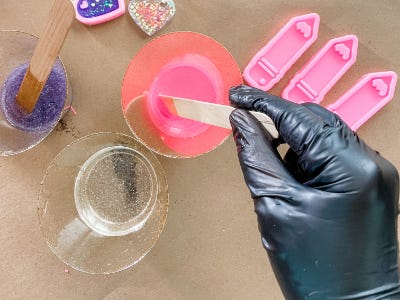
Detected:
left=0, top=30, right=71, bottom=156
left=0, top=60, right=67, bottom=132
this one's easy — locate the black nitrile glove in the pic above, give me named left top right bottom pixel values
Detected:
left=229, top=85, right=400, bottom=299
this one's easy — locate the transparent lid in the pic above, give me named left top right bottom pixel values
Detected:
left=38, top=132, right=169, bottom=274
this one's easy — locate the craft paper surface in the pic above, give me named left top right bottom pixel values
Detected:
left=0, top=0, right=399, bottom=299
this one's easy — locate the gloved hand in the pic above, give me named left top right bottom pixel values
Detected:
left=229, top=85, right=400, bottom=299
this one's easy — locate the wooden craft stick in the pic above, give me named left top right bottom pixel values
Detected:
left=159, top=94, right=279, bottom=138
left=16, top=0, right=75, bottom=113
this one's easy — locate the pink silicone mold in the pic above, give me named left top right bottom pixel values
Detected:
left=243, top=13, right=320, bottom=91
left=282, top=35, right=358, bottom=104
left=328, top=71, right=397, bottom=130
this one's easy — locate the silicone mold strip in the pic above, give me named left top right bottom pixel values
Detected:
left=243, top=13, right=320, bottom=91
left=328, top=71, right=397, bottom=131
left=282, top=35, right=358, bottom=104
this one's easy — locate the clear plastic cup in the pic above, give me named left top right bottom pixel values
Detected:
left=0, top=30, right=72, bottom=156
left=38, top=132, right=169, bottom=274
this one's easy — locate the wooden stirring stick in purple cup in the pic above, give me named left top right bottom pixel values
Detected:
left=16, top=0, right=75, bottom=113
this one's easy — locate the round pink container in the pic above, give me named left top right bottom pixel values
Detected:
left=121, top=31, right=243, bottom=158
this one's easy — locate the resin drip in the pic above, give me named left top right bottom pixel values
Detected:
left=0, top=60, right=67, bottom=132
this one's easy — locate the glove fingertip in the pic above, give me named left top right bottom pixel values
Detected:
left=229, top=85, right=246, bottom=107
left=229, top=109, right=259, bottom=133
left=229, top=107, right=246, bottom=124
left=229, top=85, right=265, bottom=109
left=229, top=109, right=252, bottom=151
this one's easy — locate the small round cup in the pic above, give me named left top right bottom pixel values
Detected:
left=38, top=132, right=169, bottom=274
left=0, top=30, right=72, bottom=156
left=121, top=31, right=243, bottom=158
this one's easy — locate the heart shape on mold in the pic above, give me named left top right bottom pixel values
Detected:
left=372, top=79, right=389, bottom=97
left=334, top=43, right=351, bottom=60
left=296, top=22, right=312, bottom=38
left=128, top=0, right=176, bottom=36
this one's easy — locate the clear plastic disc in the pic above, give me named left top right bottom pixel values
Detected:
left=38, top=132, right=169, bottom=274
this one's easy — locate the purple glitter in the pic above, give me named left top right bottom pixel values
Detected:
left=0, top=61, right=67, bottom=132
left=77, top=0, right=119, bottom=18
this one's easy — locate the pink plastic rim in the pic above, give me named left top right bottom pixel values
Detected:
left=121, top=31, right=243, bottom=157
